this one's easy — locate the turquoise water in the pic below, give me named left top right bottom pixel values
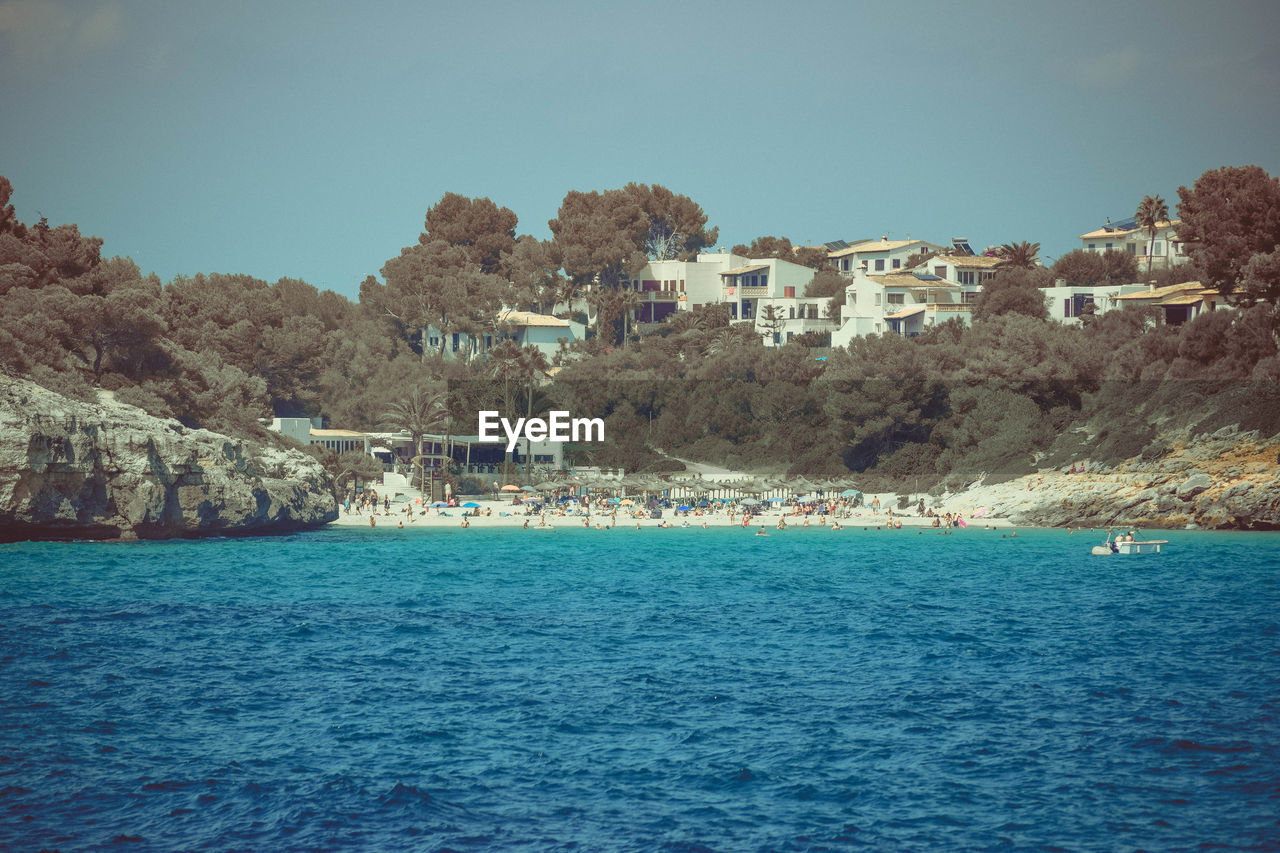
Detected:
left=2, top=526, right=1278, bottom=850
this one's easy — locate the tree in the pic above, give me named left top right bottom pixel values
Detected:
left=971, top=267, right=1053, bottom=322
left=996, top=241, right=1040, bottom=269
left=624, top=183, right=719, bottom=261
left=1176, top=165, right=1280, bottom=300
left=422, top=192, right=517, bottom=274
left=549, top=189, right=650, bottom=291
left=379, top=384, right=449, bottom=494
left=502, top=235, right=564, bottom=314
left=1051, top=249, right=1138, bottom=287
left=757, top=303, right=785, bottom=345
left=804, top=268, right=847, bottom=322
left=366, top=240, right=506, bottom=360
left=1135, top=194, right=1170, bottom=274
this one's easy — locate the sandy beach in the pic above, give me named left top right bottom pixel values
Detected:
left=329, top=493, right=1015, bottom=531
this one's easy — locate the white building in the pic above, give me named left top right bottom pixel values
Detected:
left=752, top=295, right=840, bottom=346
left=831, top=268, right=976, bottom=344
left=828, top=237, right=942, bottom=275
left=1040, top=283, right=1150, bottom=325
left=620, top=249, right=751, bottom=322
left=1079, top=217, right=1188, bottom=269
left=718, top=256, right=818, bottom=324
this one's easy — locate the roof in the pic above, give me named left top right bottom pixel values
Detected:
left=1080, top=219, right=1179, bottom=240
left=720, top=264, right=771, bottom=276
left=828, top=238, right=930, bottom=258
left=311, top=428, right=367, bottom=438
left=864, top=273, right=961, bottom=289
left=932, top=254, right=1006, bottom=269
left=1114, top=281, right=1204, bottom=301
left=496, top=310, right=570, bottom=327
left=1161, top=293, right=1208, bottom=306
left=885, top=305, right=927, bottom=319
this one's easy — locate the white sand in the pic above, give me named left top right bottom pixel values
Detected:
left=329, top=494, right=1013, bottom=531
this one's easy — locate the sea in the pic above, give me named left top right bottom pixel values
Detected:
left=2, top=526, right=1278, bottom=852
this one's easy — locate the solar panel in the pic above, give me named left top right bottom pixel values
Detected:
left=951, top=238, right=974, bottom=256
left=913, top=273, right=943, bottom=281
left=824, top=240, right=850, bottom=250
left=1113, top=217, right=1138, bottom=230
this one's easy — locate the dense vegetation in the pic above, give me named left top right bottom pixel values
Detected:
left=2, top=167, right=1277, bottom=492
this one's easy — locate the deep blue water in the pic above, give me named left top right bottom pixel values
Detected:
left=2, top=526, right=1279, bottom=851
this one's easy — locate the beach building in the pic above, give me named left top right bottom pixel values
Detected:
left=1079, top=217, right=1188, bottom=270
left=269, top=417, right=566, bottom=479
left=919, top=251, right=1006, bottom=288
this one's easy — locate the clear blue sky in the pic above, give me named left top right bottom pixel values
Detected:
left=3, top=0, right=1279, bottom=299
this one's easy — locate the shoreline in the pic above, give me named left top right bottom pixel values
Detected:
left=329, top=493, right=1017, bottom=531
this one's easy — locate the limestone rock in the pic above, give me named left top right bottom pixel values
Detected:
left=0, top=376, right=337, bottom=541
left=1176, top=472, right=1214, bottom=499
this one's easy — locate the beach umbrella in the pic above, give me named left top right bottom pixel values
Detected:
left=840, top=488, right=860, bottom=497
left=606, top=497, right=621, bottom=504
left=796, top=494, right=814, bottom=503
left=677, top=505, right=690, bottom=512
left=535, top=481, right=561, bottom=491
left=462, top=502, right=480, bottom=508
left=431, top=501, right=448, bottom=507
left=500, top=484, right=521, bottom=492
left=767, top=496, right=786, bottom=504
left=524, top=495, right=543, bottom=503
left=619, top=498, right=635, bottom=506
left=740, top=498, right=760, bottom=506
left=521, top=485, right=539, bottom=492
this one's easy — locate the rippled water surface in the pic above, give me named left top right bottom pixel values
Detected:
left=2, top=526, right=1279, bottom=851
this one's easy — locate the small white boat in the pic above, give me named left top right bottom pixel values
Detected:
left=1091, top=538, right=1169, bottom=555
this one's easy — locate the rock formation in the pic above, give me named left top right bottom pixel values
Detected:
left=941, top=425, right=1280, bottom=530
left=0, top=376, right=337, bottom=541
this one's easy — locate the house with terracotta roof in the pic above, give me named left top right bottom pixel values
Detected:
left=830, top=267, right=974, bottom=344
left=828, top=236, right=942, bottom=275
left=1112, top=281, right=1231, bottom=325
left=495, top=310, right=582, bottom=359
left=1079, top=217, right=1188, bottom=269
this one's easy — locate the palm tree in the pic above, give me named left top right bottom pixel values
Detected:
left=615, top=288, right=641, bottom=347
left=996, top=241, right=1040, bottom=269
left=516, top=345, right=552, bottom=483
left=1135, top=194, right=1169, bottom=274
left=487, top=339, right=524, bottom=485
left=379, top=384, right=449, bottom=495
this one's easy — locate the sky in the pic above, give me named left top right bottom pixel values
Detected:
left=3, top=0, right=1279, bottom=300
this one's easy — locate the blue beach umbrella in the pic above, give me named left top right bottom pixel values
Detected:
left=431, top=501, right=448, bottom=508
left=677, top=505, right=690, bottom=512
left=462, top=502, right=480, bottom=508
left=840, top=489, right=860, bottom=497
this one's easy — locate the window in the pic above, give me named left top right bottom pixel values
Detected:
left=760, top=274, right=768, bottom=288
left=773, top=332, right=781, bottom=345
left=1127, top=244, right=1137, bottom=254
left=958, top=271, right=975, bottom=285
left=842, top=258, right=851, bottom=271
left=934, top=265, right=947, bottom=277
left=874, top=259, right=885, bottom=271
left=1105, top=243, right=1113, bottom=249
left=807, top=304, right=818, bottom=319
left=789, top=307, right=796, bottom=319
left=1088, top=243, right=1096, bottom=250
left=892, top=258, right=901, bottom=269
left=730, top=304, right=738, bottom=319
left=1153, top=241, right=1163, bottom=254
left=874, top=293, right=882, bottom=306
left=887, top=293, right=905, bottom=305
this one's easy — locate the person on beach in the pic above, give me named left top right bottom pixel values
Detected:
left=756, top=526, right=769, bottom=536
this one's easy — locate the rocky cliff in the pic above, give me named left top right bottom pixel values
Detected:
left=0, top=376, right=337, bottom=541
left=942, top=425, right=1280, bottom=530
